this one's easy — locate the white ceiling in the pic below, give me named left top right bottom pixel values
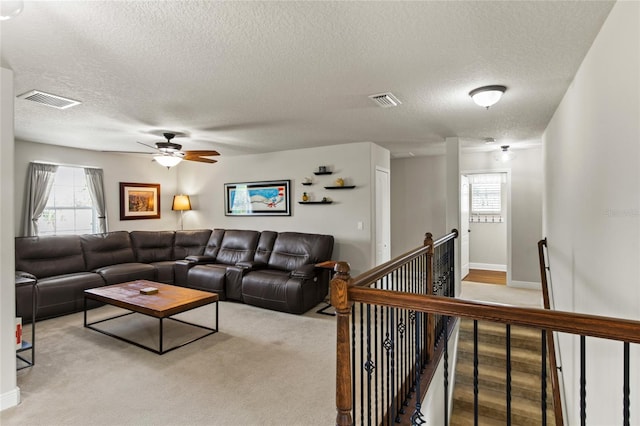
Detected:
left=1, top=1, right=614, bottom=158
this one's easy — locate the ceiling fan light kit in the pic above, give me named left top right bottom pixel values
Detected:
left=138, top=132, right=220, bottom=168
left=469, top=85, right=507, bottom=109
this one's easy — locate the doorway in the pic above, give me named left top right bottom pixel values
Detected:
left=375, top=166, right=391, bottom=265
left=461, top=171, right=511, bottom=284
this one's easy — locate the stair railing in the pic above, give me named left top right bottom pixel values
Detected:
left=332, top=230, right=458, bottom=425
left=538, top=238, right=565, bottom=425
left=333, top=233, right=640, bottom=425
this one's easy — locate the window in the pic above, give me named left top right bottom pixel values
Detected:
left=38, top=166, right=97, bottom=235
left=470, top=174, right=503, bottom=214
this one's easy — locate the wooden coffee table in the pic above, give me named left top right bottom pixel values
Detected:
left=84, top=280, right=218, bottom=354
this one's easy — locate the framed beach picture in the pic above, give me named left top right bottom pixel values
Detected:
left=224, top=180, right=291, bottom=216
left=120, top=182, right=161, bottom=220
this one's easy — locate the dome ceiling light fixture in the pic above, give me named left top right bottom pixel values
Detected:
left=469, top=85, right=507, bottom=109
left=494, top=145, right=516, bottom=162
left=483, top=137, right=496, bottom=144
left=0, top=1, right=24, bottom=20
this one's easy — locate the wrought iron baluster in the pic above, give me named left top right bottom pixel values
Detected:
left=541, top=329, right=547, bottom=426
left=374, top=302, right=379, bottom=425
left=506, top=324, right=512, bottom=426
left=410, top=311, right=425, bottom=425
left=623, top=341, right=630, bottom=426
left=360, top=303, right=364, bottom=425
left=443, top=315, right=449, bottom=426
left=580, top=335, right=586, bottom=426
left=351, top=303, right=357, bottom=423
left=474, top=320, right=479, bottom=426
left=365, top=304, right=373, bottom=425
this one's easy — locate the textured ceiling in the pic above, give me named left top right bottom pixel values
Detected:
left=1, top=1, right=614, bottom=158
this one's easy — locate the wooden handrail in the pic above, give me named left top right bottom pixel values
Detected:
left=350, top=229, right=458, bottom=288
left=538, top=238, right=564, bottom=425
left=348, top=287, right=640, bottom=344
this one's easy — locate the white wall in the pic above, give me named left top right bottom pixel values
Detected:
left=390, top=155, right=446, bottom=257
left=14, top=141, right=181, bottom=234
left=1, top=68, right=19, bottom=410
left=178, top=142, right=389, bottom=275
left=543, top=1, right=640, bottom=423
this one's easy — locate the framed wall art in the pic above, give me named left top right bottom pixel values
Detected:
left=119, top=182, right=161, bottom=220
left=224, top=180, right=291, bottom=216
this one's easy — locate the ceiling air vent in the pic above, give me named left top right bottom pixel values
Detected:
left=368, top=92, right=401, bottom=108
left=17, top=90, right=81, bottom=109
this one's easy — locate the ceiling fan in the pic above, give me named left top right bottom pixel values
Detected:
left=138, top=133, right=220, bottom=168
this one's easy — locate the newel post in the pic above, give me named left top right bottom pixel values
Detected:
left=331, top=261, right=354, bottom=426
left=424, top=232, right=435, bottom=361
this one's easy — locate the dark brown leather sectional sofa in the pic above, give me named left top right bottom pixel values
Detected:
left=15, top=229, right=334, bottom=321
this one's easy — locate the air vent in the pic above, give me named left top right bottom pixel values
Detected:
left=368, top=92, right=402, bottom=108
left=17, top=90, right=81, bottom=109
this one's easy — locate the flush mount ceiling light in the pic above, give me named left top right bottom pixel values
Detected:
left=0, top=1, right=23, bottom=20
left=483, top=137, right=496, bottom=144
left=494, top=145, right=516, bottom=162
left=469, top=85, right=507, bottom=109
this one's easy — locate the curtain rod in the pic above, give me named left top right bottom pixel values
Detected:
left=31, top=160, right=101, bottom=170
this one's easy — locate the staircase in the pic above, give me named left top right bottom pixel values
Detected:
left=450, top=319, right=557, bottom=425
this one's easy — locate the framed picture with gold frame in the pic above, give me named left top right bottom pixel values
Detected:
left=119, top=182, right=161, bottom=220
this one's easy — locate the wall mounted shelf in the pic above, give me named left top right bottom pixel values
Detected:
left=314, top=171, right=332, bottom=176
left=298, top=201, right=333, bottom=205
left=324, top=185, right=356, bottom=189
left=302, top=182, right=312, bottom=186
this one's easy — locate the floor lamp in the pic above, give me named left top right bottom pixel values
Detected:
left=172, top=194, right=192, bottom=230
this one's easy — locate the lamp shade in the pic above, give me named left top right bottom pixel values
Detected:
left=469, top=85, right=507, bottom=109
left=154, top=155, right=182, bottom=168
left=172, top=194, right=192, bottom=211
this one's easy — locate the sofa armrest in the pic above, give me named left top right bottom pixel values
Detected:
left=184, top=255, right=218, bottom=264
left=16, top=271, right=37, bottom=282
left=236, top=261, right=267, bottom=271
left=290, top=264, right=316, bottom=280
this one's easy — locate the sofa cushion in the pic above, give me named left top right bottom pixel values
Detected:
left=174, top=229, right=213, bottom=259
left=130, top=231, right=175, bottom=262
left=81, top=231, right=136, bottom=270
left=34, top=272, right=106, bottom=320
left=202, top=229, right=225, bottom=257
left=149, top=260, right=176, bottom=284
left=215, top=230, right=260, bottom=265
left=186, top=264, right=227, bottom=299
left=242, top=270, right=313, bottom=314
left=268, top=232, right=334, bottom=272
left=255, top=231, right=277, bottom=264
left=15, top=235, right=86, bottom=279
left=94, top=263, right=156, bottom=285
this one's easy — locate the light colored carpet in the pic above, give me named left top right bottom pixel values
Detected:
left=2, top=301, right=337, bottom=426
left=460, top=281, right=543, bottom=308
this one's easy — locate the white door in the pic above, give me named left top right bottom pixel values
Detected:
left=375, top=167, right=391, bottom=265
left=461, top=174, right=470, bottom=279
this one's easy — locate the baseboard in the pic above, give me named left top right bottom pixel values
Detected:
left=469, top=263, right=506, bottom=272
left=0, top=387, right=20, bottom=411
left=509, top=280, right=541, bottom=290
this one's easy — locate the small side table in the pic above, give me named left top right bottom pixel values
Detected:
left=15, top=276, right=36, bottom=370
left=315, top=261, right=338, bottom=316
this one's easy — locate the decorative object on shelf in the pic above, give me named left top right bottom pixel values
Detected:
left=172, top=194, right=192, bottom=230
left=335, top=177, right=344, bottom=187
left=224, top=180, right=291, bottom=216
left=302, top=192, right=309, bottom=202
left=120, top=182, right=161, bottom=220
left=302, top=177, right=312, bottom=186
left=324, top=185, right=356, bottom=189
left=318, top=166, right=327, bottom=173
left=469, top=85, right=507, bottom=109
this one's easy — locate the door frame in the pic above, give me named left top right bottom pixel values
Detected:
left=461, top=169, right=512, bottom=285
left=374, top=166, right=391, bottom=266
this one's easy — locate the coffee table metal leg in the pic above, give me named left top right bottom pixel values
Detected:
left=159, top=318, right=163, bottom=354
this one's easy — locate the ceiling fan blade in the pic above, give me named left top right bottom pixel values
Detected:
left=136, top=141, right=159, bottom=151
left=184, top=150, right=220, bottom=156
left=185, top=157, right=218, bottom=164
